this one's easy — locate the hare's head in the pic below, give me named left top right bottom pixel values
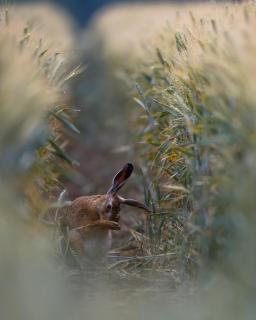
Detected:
left=97, top=163, right=150, bottom=222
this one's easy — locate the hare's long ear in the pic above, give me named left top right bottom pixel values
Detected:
left=107, top=163, right=134, bottom=195
left=118, top=196, right=151, bottom=212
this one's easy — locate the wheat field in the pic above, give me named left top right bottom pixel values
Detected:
left=1, top=2, right=256, bottom=320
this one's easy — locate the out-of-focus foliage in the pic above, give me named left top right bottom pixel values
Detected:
left=127, top=1, right=256, bottom=279
left=82, top=1, right=256, bottom=283
left=85, top=3, right=227, bottom=62
left=0, top=4, right=81, bottom=215
left=0, top=6, right=79, bottom=318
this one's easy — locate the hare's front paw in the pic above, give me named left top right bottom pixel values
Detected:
left=86, top=220, right=120, bottom=231
left=103, top=220, right=121, bottom=230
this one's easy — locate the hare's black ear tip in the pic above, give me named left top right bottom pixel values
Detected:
left=125, top=163, right=134, bottom=172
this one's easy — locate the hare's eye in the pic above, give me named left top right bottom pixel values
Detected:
left=106, top=204, right=112, bottom=211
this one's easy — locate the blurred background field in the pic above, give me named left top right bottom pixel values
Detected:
left=1, top=1, right=256, bottom=320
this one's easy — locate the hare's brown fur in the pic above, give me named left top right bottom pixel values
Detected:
left=60, top=163, right=149, bottom=260
left=63, top=195, right=107, bottom=228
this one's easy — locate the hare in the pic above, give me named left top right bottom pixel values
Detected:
left=60, top=163, right=150, bottom=261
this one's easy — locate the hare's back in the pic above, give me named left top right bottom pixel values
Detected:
left=62, top=195, right=103, bottom=228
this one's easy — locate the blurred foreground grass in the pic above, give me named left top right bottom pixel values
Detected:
left=0, top=4, right=82, bottom=209
left=0, top=4, right=80, bottom=319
